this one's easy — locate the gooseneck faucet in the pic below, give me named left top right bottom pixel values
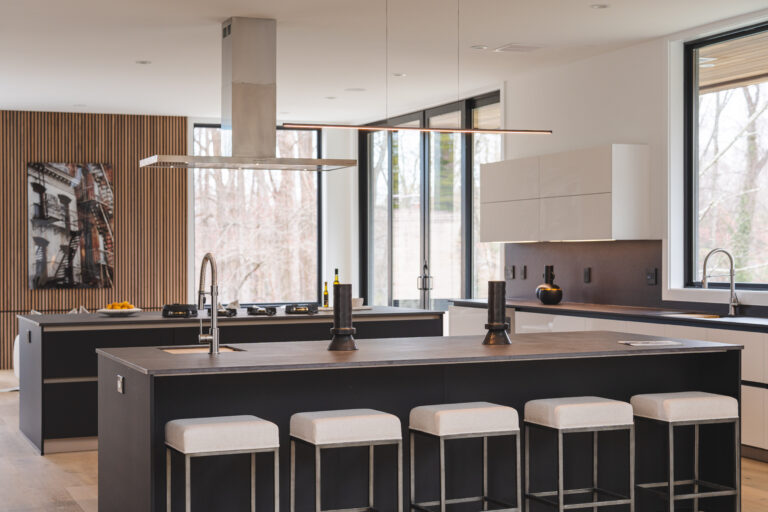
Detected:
left=197, top=253, right=220, bottom=354
left=702, top=248, right=739, bottom=317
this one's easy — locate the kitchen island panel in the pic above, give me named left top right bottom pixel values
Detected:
left=96, top=334, right=741, bottom=512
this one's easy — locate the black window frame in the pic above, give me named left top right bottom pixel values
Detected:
left=191, top=123, right=325, bottom=304
left=357, top=91, right=501, bottom=305
left=684, top=20, right=768, bottom=291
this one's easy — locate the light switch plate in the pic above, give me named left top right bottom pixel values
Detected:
left=116, top=375, right=125, bottom=394
left=645, top=267, right=658, bottom=286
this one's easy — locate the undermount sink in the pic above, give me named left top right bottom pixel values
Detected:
left=162, top=346, right=242, bottom=354
left=660, top=313, right=721, bottom=319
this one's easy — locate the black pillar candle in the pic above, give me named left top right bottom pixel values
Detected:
left=483, top=281, right=512, bottom=345
left=328, top=283, right=357, bottom=351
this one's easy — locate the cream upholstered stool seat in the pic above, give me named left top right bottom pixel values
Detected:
left=165, top=415, right=279, bottom=512
left=289, top=409, right=403, bottom=512
left=524, top=397, right=635, bottom=512
left=409, top=402, right=521, bottom=512
left=631, top=392, right=739, bottom=512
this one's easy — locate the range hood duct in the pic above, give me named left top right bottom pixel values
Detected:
left=140, top=17, right=357, bottom=171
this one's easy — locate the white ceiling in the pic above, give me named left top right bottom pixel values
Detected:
left=1, top=0, right=766, bottom=123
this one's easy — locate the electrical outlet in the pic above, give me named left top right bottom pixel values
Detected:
left=645, top=267, right=658, bottom=286
left=505, top=265, right=516, bottom=280
left=116, top=375, right=125, bottom=394
left=521, top=265, right=527, bottom=280
left=583, top=267, right=592, bottom=283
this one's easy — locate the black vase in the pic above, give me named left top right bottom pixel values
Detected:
left=535, top=265, right=563, bottom=305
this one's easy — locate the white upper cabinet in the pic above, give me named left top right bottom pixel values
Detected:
left=480, top=144, right=652, bottom=242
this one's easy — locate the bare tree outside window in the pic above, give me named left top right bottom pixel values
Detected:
left=694, top=28, right=768, bottom=284
left=193, top=127, right=319, bottom=304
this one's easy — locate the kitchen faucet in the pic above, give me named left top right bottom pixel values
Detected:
left=702, top=248, right=739, bottom=317
left=197, top=252, right=220, bottom=354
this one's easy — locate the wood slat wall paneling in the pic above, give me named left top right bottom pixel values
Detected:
left=0, top=111, right=188, bottom=369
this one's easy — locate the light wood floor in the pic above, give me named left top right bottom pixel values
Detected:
left=0, top=370, right=766, bottom=511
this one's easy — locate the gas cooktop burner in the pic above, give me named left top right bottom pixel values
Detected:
left=209, top=308, right=237, bottom=318
left=284, top=303, right=318, bottom=315
left=247, top=306, right=277, bottom=316
left=162, top=304, right=198, bottom=318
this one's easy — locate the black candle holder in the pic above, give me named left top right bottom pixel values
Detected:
left=483, top=281, right=512, bottom=345
left=328, top=283, right=357, bottom=351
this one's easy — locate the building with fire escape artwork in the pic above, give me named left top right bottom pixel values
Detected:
left=27, top=163, right=115, bottom=289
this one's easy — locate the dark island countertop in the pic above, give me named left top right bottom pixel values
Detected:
left=18, top=305, right=441, bottom=329
left=452, top=298, right=768, bottom=332
left=96, top=331, right=739, bottom=376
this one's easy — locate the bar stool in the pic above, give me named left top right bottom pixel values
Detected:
left=631, top=391, right=739, bottom=512
left=524, top=396, right=635, bottom=512
left=165, top=415, right=279, bottom=512
left=409, top=402, right=521, bottom=512
left=289, top=408, right=403, bottom=512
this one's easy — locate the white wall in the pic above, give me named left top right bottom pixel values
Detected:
left=321, top=129, right=360, bottom=296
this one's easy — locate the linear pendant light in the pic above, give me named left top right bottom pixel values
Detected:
left=282, top=123, right=552, bottom=135
left=283, top=0, right=552, bottom=137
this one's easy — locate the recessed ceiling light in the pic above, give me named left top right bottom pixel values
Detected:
left=392, top=72, right=407, bottom=77
left=344, top=87, right=367, bottom=92
left=72, top=104, right=86, bottom=108
left=279, top=111, right=290, bottom=115
left=135, top=60, right=152, bottom=65
left=494, top=43, right=542, bottom=53
left=471, top=44, right=489, bottom=50
left=325, top=96, right=337, bottom=100
left=590, top=3, right=609, bottom=9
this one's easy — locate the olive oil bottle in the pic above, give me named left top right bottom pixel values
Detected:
left=333, top=268, right=340, bottom=286
left=323, top=281, right=329, bottom=308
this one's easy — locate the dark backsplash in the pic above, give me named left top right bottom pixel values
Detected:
left=504, top=240, right=663, bottom=307
left=504, top=240, right=768, bottom=316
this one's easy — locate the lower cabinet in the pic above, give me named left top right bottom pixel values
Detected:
left=511, top=309, right=768, bottom=451
left=741, top=385, right=768, bottom=449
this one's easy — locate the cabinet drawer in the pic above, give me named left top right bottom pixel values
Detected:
left=514, top=312, right=587, bottom=334
left=480, top=199, right=540, bottom=243
left=43, top=328, right=173, bottom=379
left=481, top=157, right=539, bottom=203
left=43, top=381, right=98, bottom=439
left=539, top=193, right=612, bottom=241
left=539, top=146, right=612, bottom=198
left=741, top=385, right=767, bottom=449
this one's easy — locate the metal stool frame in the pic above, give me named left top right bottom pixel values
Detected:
left=409, top=428, right=522, bottom=512
left=634, top=416, right=740, bottom=512
left=165, top=444, right=279, bottom=512
left=289, top=436, right=404, bottom=512
left=524, top=422, right=635, bottom=512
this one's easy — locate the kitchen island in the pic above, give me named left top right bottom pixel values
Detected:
left=17, top=306, right=442, bottom=454
left=97, top=332, right=741, bottom=512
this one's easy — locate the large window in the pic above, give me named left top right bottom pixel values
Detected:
left=362, top=92, right=503, bottom=307
left=686, top=23, right=768, bottom=287
left=193, top=125, right=321, bottom=303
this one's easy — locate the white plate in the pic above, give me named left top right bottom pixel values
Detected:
left=97, top=308, right=142, bottom=316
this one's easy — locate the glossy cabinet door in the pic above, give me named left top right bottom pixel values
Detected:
left=539, top=145, right=612, bottom=198
left=480, top=199, right=540, bottom=243
left=539, top=193, right=612, bottom=241
left=481, top=157, right=540, bottom=203
left=448, top=305, right=488, bottom=336
left=479, top=144, right=651, bottom=242
left=741, top=385, right=767, bottom=449
left=707, top=329, right=766, bottom=383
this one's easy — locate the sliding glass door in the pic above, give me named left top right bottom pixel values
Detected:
left=364, top=92, right=502, bottom=309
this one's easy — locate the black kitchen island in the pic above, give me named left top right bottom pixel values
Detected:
left=17, top=306, right=442, bottom=454
left=97, top=332, right=741, bottom=512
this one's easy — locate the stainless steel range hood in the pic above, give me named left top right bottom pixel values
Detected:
left=140, top=17, right=357, bottom=171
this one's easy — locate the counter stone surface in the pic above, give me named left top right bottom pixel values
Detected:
left=18, top=305, right=440, bottom=328
left=96, top=331, right=739, bottom=376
